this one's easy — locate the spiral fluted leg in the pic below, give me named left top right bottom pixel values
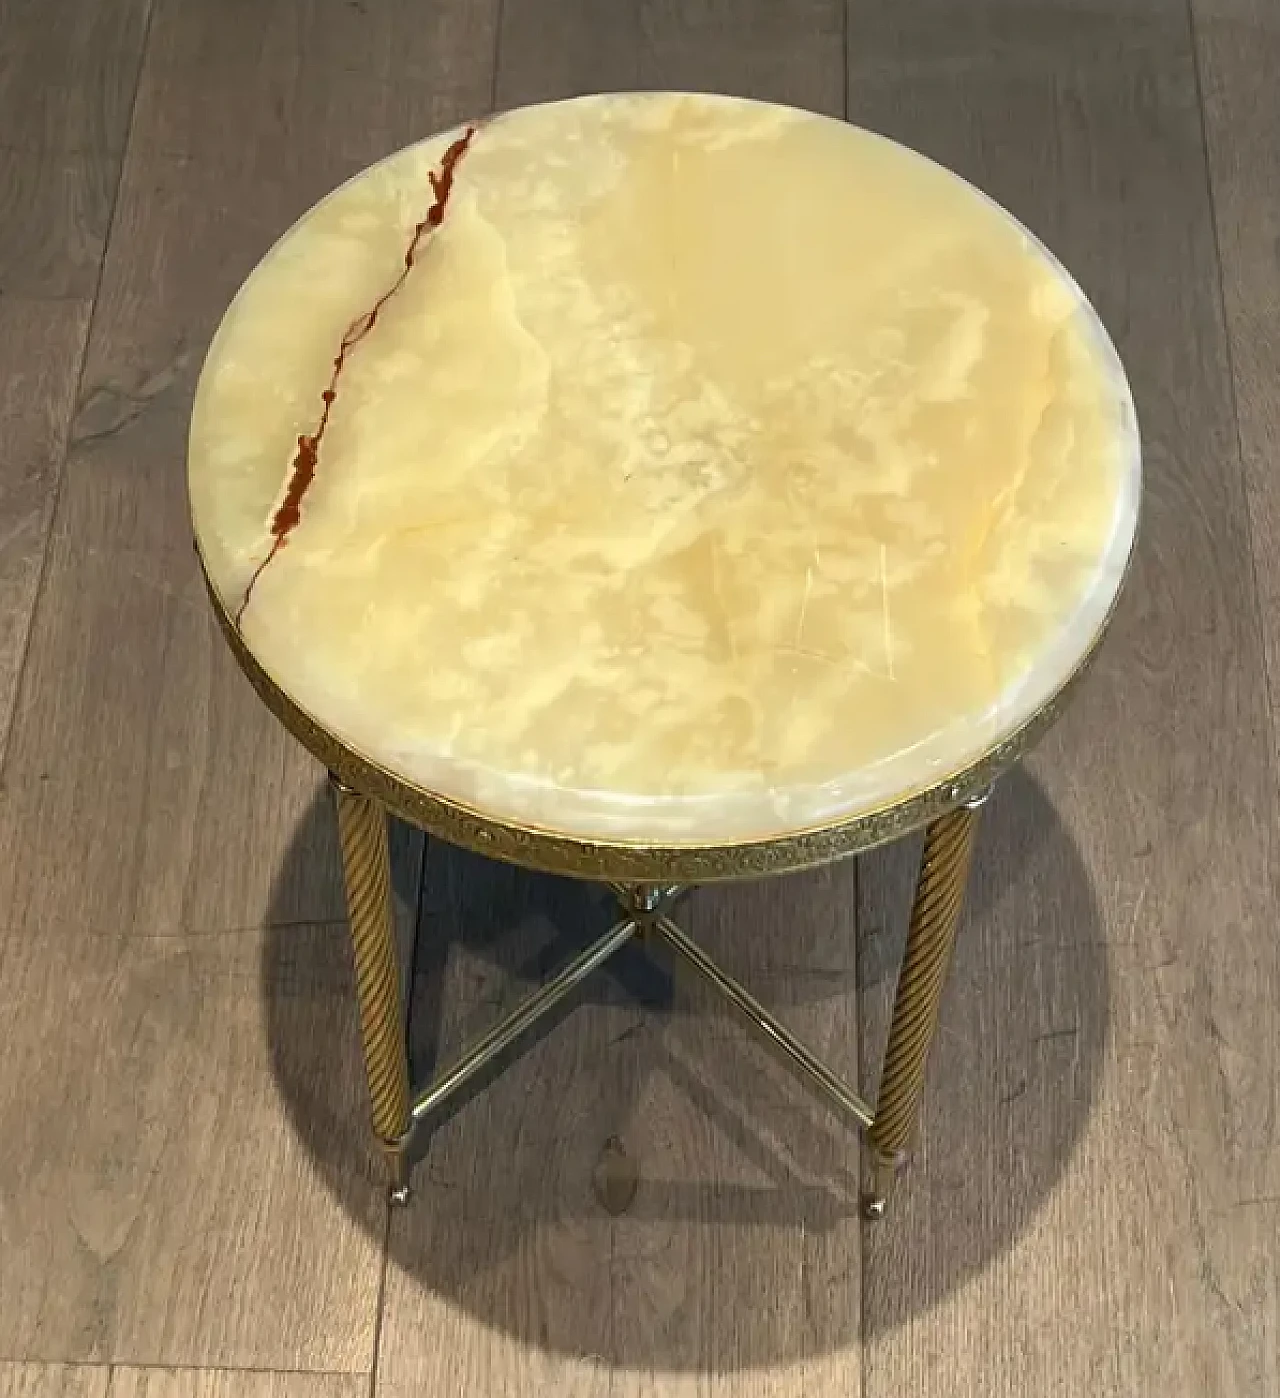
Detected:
left=332, top=778, right=412, bottom=1203
left=864, top=800, right=983, bottom=1218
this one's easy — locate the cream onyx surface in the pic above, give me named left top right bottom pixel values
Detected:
left=188, top=92, right=1139, bottom=843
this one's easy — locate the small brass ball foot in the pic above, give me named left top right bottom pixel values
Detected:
left=861, top=1192, right=888, bottom=1221
left=389, top=1183, right=413, bottom=1207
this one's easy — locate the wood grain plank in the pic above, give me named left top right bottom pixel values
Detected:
left=0, top=0, right=497, bottom=936
left=1188, top=9, right=1280, bottom=1389
left=849, top=11, right=1280, bottom=1396
left=107, top=1368, right=365, bottom=1398
left=127, top=0, right=499, bottom=171
left=0, top=149, right=117, bottom=300
left=381, top=858, right=861, bottom=1396
left=386, top=859, right=847, bottom=1390
left=0, top=0, right=153, bottom=152
left=380, top=1210, right=616, bottom=1398
left=0, top=0, right=153, bottom=296
left=381, top=870, right=863, bottom=1393
left=0, top=1363, right=109, bottom=1398
left=494, top=0, right=845, bottom=115
left=0, top=297, right=90, bottom=758
left=0, top=0, right=155, bottom=771
left=1194, top=5, right=1280, bottom=693
left=0, top=923, right=385, bottom=1369
left=846, top=0, right=1186, bottom=77
left=381, top=1161, right=859, bottom=1398
left=605, top=974, right=862, bottom=1395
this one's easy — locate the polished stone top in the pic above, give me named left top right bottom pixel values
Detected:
left=189, top=93, right=1139, bottom=844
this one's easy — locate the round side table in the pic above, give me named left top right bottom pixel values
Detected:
left=188, top=93, right=1140, bottom=1218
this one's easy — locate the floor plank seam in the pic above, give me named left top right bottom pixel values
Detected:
left=0, top=919, right=350, bottom=942
left=367, top=1203, right=394, bottom=1398
left=0, top=1360, right=370, bottom=1378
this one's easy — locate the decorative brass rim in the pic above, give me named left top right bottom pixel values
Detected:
left=200, top=546, right=1130, bottom=882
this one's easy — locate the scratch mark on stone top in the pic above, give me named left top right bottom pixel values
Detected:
left=879, top=543, right=897, bottom=680
left=795, top=564, right=813, bottom=648
left=234, top=123, right=480, bottom=625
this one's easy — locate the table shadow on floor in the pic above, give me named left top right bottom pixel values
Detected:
left=262, top=769, right=1107, bottom=1369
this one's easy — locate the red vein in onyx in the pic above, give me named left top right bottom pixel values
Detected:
left=234, top=124, right=479, bottom=625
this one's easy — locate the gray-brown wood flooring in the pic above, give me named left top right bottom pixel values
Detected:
left=0, top=0, right=1276, bottom=1394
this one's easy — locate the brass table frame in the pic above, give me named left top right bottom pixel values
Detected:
left=331, top=778, right=986, bottom=1217
left=206, top=573, right=1116, bottom=1218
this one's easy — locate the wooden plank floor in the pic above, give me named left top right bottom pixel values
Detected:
left=0, top=1, right=1276, bottom=1395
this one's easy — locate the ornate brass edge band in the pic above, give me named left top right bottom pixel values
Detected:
left=201, top=558, right=1119, bottom=882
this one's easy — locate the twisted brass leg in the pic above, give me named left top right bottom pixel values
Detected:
left=332, top=778, right=413, bottom=1204
left=864, top=799, right=984, bottom=1219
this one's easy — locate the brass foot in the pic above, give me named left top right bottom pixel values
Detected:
left=861, top=1148, right=901, bottom=1221
left=384, top=1140, right=412, bottom=1207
